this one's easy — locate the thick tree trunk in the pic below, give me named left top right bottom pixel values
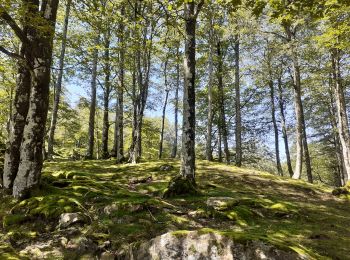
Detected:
left=332, top=48, right=350, bottom=183
left=112, top=6, right=125, bottom=161
left=86, top=35, right=99, bottom=159
left=3, top=44, right=31, bottom=189
left=159, top=58, right=169, bottom=159
left=101, top=29, right=111, bottom=159
left=277, top=77, right=294, bottom=177
left=47, top=0, right=71, bottom=159
left=171, top=47, right=180, bottom=158
left=217, top=41, right=230, bottom=163
left=234, top=37, right=242, bottom=167
left=180, top=2, right=198, bottom=183
left=12, top=0, right=59, bottom=199
left=206, top=17, right=214, bottom=161
left=269, top=78, right=283, bottom=176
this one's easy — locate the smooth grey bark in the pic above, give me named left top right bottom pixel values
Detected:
left=180, top=1, right=203, bottom=182
left=218, top=124, right=223, bottom=163
left=47, top=0, right=71, bottom=159
left=328, top=75, right=346, bottom=186
left=277, top=77, right=294, bottom=177
left=13, top=0, right=60, bottom=198
left=206, top=16, right=214, bottom=161
left=171, top=47, right=180, bottom=159
left=112, top=6, right=125, bottom=161
left=217, top=41, right=230, bottom=164
left=269, top=77, right=283, bottom=176
left=285, top=26, right=312, bottom=182
left=101, top=29, right=111, bottom=159
left=159, top=59, right=169, bottom=159
left=331, top=48, right=350, bottom=183
left=86, top=35, right=99, bottom=159
left=234, top=37, right=242, bottom=167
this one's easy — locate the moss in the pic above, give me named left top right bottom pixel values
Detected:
left=3, top=214, right=30, bottom=228
left=163, top=175, right=199, bottom=198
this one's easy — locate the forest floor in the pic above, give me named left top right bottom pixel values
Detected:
left=0, top=159, right=349, bottom=259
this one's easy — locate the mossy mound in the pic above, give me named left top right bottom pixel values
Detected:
left=163, top=175, right=199, bottom=198
left=0, top=159, right=349, bottom=259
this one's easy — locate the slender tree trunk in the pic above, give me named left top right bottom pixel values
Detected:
left=206, top=17, right=214, bottom=161
left=86, top=35, right=99, bottom=159
left=328, top=74, right=346, bottom=186
left=171, top=47, right=180, bottom=158
left=180, top=2, right=200, bottom=182
left=47, top=0, right=71, bottom=159
left=112, top=6, right=125, bottom=161
left=218, top=124, right=222, bottom=163
left=159, top=59, right=169, bottom=159
left=285, top=26, right=312, bottom=182
left=217, top=41, right=230, bottom=163
left=277, top=77, right=294, bottom=177
left=269, top=76, right=283, bottom=176
left=331, top=48, right=350, bottom=183
left=13, top=0, right=59, bottom=199
left=234, top=37, right=242, bottom=167
left=101, top=29, right=111, bottom=159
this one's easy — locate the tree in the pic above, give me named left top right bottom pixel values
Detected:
left=1, top=0, right=60, bottom=198
left=47, top=0, right=72, bottom=159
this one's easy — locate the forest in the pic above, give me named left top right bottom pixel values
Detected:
left=0, top=0, right=350, bottom=259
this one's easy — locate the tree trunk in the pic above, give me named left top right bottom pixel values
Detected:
left=101, top=29, right=111, bottom=159
left=285, top=26, right=312, bottom=182
left=86, top=35, right=99, bottom=159
left=234, top=37, right=242, bottom=167
left=112, top=6, right=125, bottom=161
left=47, top=0, right=71, bottom=159
left=218, top=124, right=222, bottom=163
left=180, top=2, right=199, bottom=183
left=217, top=41, right=230, bottom=164
left=328, top=76, right=345, bottom=186
left=277, top=77, right=294, bottom=177
left=159, top=58, right=169, bottom=159
left=12, top=0, right=59, bottom=199
left=171, top=46, right=180, bottom=158
left=269, top=77, right=283, bottom=176
left=332, top=48, right=350, bottom=183
left=206, top=17, right=214, bottom=161
left=2, top=44, right=31, bottom=189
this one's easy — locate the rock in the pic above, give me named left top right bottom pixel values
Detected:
left=159, top=164, right=174, bottom=171
left=103, top=204, right=119, bottom=215
left=19, top=240, right=64, bottom=259
left=118, top=231, right=305, bottom=260
left=206, top=197, right=238, bottom=211
left=100, top=251, right=115, bottom=260
left=188, top=209, right=207, bottom=218
left=58, top=212, right=88, bottom=229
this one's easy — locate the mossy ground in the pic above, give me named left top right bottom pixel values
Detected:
left=0, top=159, right=349, bottom=259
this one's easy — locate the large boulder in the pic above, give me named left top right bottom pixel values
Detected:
left=117, top=231, right=306, bottom=260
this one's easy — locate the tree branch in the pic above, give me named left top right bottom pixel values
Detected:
left=0, top=4, right=31, bottom=46
left=0, top=45, right=24, bottom=61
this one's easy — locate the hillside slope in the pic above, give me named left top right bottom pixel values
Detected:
left=0, top=160, right=349, bottom=259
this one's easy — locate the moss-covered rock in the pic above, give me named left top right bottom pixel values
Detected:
left=3, top=214, right=30, bottom=228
